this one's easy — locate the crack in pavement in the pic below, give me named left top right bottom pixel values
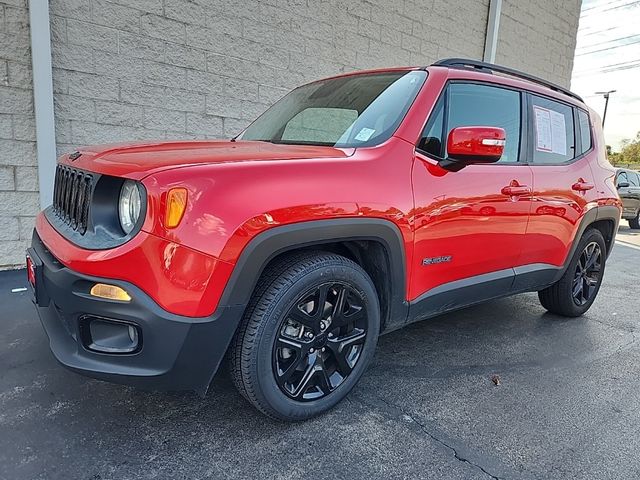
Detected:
left=350, top=392, right=528, bottom=480
left=376, top=397, right=501, bottom=480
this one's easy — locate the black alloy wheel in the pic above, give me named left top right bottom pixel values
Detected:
left=538, top=228, right=607, bottom=317
left=273, top=282, right=368, bottom=401
left=572, top=241, right=602, bottom=306
left=229, top=251, right=380, bottom=421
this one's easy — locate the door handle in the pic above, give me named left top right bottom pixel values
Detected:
left=501, top=184, right=531, bottom=196
left=572, top=180, right=594, bottom=192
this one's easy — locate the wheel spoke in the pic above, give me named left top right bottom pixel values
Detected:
left=578, top=253, right=586, bottom=271
left=583, top=277, right=592, bottom=301
left=585, top=247, right=600, bottom=270
left=314, top=284, right=331, bottom=319
left=315, top=357, right=333, bottom=394
left=586, top=276, right=599, bottom=287
left=329, top=344, right=353, bottom=377
left=344, top=305, right=365, bottom=324
left=573, top=278, right=583, bottom=298
left=336, top=328, right=366, bottom=349
left=291, top=357, right=318, bottom=399
left=287, top=305, right=317, bottom=328
left=332, top=289, right=366, bottom=328
left=331, top=285, right=348, bottom=324
left=327, top=328, right=366, bottom=376
left=274, top=337, right=308, bottom=386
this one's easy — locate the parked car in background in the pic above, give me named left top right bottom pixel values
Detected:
left=615, top=168, right=640, bottom=228
left=27, top=59, right=622, bottom=421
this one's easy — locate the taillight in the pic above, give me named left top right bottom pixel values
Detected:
left=26, top=255, right=36, bottom=287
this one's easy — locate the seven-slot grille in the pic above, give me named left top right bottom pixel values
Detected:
left=52, top=165, right=93, bottom=234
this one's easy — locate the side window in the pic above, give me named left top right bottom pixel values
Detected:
left=617, top=172, right=628, bottom=186
left=531, top=95, right=576, bottom=164
left=417, top=83, right=521, bottom=163
left=629, top=171, right=640, bottom=187
left=578, top=109, right=592, bottom=154
left=446, top=83, right=521, bottom=163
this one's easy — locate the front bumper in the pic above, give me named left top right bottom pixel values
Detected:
left=29, top=231, right=245, bottom=394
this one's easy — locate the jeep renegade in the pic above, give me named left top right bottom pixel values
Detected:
left=28, top=59, right=622, bottom=421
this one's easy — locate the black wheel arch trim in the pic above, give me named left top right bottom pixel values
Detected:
left=217, top=218, right=409, bottom=332
left=554, top=205, right=620, bottom=278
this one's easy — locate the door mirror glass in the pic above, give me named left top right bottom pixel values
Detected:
left=440, top=126, right=505, bottom=171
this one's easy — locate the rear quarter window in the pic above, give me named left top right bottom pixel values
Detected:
left=577, top=109, right=592, bottom=155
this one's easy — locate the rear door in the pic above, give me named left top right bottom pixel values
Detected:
left=519, top=96, right=596, bottom=278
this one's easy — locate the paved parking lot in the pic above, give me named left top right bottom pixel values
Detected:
left=1, top=230, right=639, bottom=480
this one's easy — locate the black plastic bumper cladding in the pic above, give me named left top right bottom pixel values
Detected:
left=30, top=231, right=244, bottom=395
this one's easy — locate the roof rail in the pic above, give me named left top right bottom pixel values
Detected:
left=431, top=58, right=583, bottom=103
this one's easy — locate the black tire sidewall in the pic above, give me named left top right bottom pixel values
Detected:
left=252, top=261, right=380, bottom=420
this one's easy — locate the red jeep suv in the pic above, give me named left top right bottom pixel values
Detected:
left=27, top=59, right=622, bottom=421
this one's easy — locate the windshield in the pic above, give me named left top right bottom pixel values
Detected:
left=238, top=70, right=427, bottom=148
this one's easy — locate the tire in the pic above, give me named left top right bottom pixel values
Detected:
left=538, top=228, right=607, bottom=317
left=630, top=212, right=640, bottom=229
left=229, top=251, right=380, bottom=421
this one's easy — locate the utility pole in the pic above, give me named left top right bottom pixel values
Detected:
left=595, top=90, right=616, bottom=127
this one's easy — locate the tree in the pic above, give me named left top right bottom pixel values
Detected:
left=618, top=132, right=640, bottom=166
left=610, top=132, right=640, bottom=167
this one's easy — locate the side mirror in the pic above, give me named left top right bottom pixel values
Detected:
left=617, top=182, right=630, bottom=189
left=439, top=126, right=506, bottom=172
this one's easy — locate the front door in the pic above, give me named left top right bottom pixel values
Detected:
left=410, top=82, right=532, bottom=311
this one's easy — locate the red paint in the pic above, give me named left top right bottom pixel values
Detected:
left=36, top=65, right=622, bottom=318
left=60, top=140, right=355, bottom=180
left=447, top=126, right=505, bottom=159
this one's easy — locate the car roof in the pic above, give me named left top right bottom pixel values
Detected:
left=320, top=59, right=586, bottom=109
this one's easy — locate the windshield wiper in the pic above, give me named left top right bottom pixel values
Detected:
left=267, top=140, right=337, bottom=147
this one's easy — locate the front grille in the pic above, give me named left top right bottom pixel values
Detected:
left=52, top=165, right=93, bottom=234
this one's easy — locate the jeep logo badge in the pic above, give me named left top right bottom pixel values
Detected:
left=69, top=151, right=82, bottom=161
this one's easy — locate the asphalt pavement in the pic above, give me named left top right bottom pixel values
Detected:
left=1, top=229, right=639, bottom=480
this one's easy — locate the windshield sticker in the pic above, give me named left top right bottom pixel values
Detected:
left=534, top=106, right=567, bottom=155
left=354, top=128, right=376, bottom=142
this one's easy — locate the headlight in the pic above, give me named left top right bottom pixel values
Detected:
left=118, top=180, right=141, bottom=234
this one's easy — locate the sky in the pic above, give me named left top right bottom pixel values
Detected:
left=571, top=0, right=640, bottom=151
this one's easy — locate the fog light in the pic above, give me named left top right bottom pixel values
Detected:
left=128, top=325, right=138, bottom=343
left=81, top=316, right=141, bottom=354
left=90, top=283, right=131, bottom=302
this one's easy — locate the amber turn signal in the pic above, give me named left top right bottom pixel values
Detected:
left=165, top=188, right=188, bottom=228
left=90, top=283, right=132, bottom=302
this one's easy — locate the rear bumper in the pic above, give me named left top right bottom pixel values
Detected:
left=29, top=231, right=245, bottom=394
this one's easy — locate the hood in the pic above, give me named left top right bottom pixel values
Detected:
left=59, top=140, right=356, bottom=179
